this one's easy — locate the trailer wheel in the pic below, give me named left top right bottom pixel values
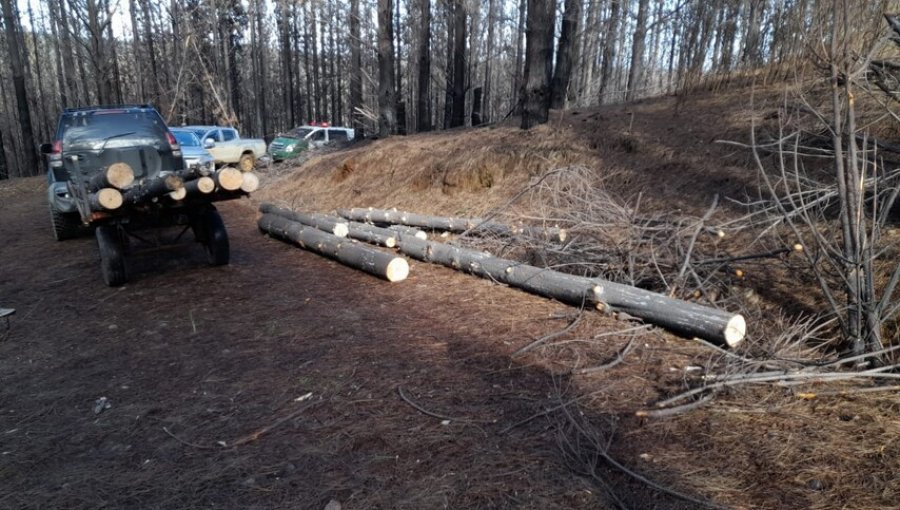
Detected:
left=96, top=225, right=127, bottom=287
left=195, top=208, right=230, bottom=266
left=50, top=205, right=83, bottom=241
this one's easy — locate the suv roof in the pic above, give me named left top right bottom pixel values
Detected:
left=63, top=104, right=156, bottom=113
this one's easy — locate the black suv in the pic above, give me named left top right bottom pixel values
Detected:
left=43, top=105, right=234, bottom=286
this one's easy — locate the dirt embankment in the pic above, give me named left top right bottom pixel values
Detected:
left=1, top=87, right=897, bottom=509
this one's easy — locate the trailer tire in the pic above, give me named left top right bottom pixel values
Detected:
left=195, top=208, right=230, bottom=266
left=96, top=225, right=127, bottom=287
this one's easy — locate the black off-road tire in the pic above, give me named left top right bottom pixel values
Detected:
left=50, top=205, right=83, bottom=241
left=95, top=225, right=127, bottom=287
left=238, top=153, right=255, bottom=172
left=193, top=207, right=230, bottom=266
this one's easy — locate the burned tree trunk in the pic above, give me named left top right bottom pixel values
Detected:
left=550, top=0, right=581, bottom=109
left=377, top=0, right=397, bottom=137
left=520, top=0, right=555, bottom=128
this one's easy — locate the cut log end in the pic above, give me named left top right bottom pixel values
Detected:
left=107, top=162, right=135, bottom=189
left=385, top=257, right=410, bottom=282
left=723, top=315, right=747, bottom=348
left=385, top=237, right=397, bottom=248
left=95, top=188, right=123, bottom=210
left=216, top=167, right=244, bottom=191
left=168, top=187, right=187, bottom=200
left=414, top=231, right=428, bottom=240
left=164, top=174, right=184, bottom=191
left=332, top=223, right=350, bottom=238
left=241, top=172, right=260, bottom=193
left=196, top=176, right=216, bottom=194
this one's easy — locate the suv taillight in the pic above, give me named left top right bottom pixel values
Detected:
left=166, top=131, right=182, bottom=157
left=49, top=140, right=63, bottom=168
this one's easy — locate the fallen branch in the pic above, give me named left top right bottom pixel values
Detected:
left=397, top=387, right=463, bottom=422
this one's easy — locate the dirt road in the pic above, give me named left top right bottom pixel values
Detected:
left=0, top=178, right=642, bottom=509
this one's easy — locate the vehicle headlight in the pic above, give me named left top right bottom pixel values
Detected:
left=284, top=144, right=295, bottom=152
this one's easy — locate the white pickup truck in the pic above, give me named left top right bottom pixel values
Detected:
left=185, top=126, right=268, bottom=172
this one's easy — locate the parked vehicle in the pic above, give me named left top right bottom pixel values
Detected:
left=184, top=125, right=268, bottom=171
left=43, top=105, right=253, bottom=286
left=170, top=128, right=215, bottom=175
left=268, top=123, right=355, bottom=161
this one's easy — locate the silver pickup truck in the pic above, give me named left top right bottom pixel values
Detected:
left=184, top=126, right=268, bottom=172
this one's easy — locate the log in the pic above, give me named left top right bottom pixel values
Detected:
left=168, top=187, right=187, bottom=201
left=185, top=176, right=216, bottom=195
left=387, top=225, right=428, bottom=240
left=337, top=207, right=566, bottom=241
left=89, top=188, right=123, bottom=211
left=122, top=174, right=183, bottom=205
left=258, top=214, right=409, bottom=282
left=259, top=204, right=350, bottom=237
left=259, top=204, right=398, bottom=248
left=337, top=207, right=478, bottom=232
left=215, top=167, right=244, bottom=191
left=345, top=222, right=398, bottom=248
left=394, top=236, right=745, bottom=347
left=88, top=162, right=135, bottom=191
left=241, top=172, right=260, bottom=193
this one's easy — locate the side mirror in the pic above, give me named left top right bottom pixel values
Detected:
left=204, top=138, right=215, bottom=149
left=40, top=143, right=54, bottom=154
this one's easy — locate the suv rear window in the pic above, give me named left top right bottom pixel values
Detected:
left=59, top=110, right=170, bottom=151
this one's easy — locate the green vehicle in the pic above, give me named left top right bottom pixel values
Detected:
left=268, top=124, right=355, bottom=161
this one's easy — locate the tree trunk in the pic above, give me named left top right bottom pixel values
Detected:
left=625, top=0, right=650, bottom=102
left=350, top=0, right=364, bottom=134
left=415, top=0, right=431, bottom=132
left=598, top=0, right=620, bottom=104
left=127, top=0, right=144, bottom=102
left=255, top=0, right=268, bottom=137
left=513, top=0, right=526, bottom=106
left=27, top=0, right=49, bottom=139
left=449, top=0, right=467, bottom=128
left=139, top=0, right=161, bottom=106
left=742, top=0, right=764, bottom=66
left=550, top=0, right=581, bottom=109
left=482, top=0, right=496, bottom=123
left=377, top=0, right=397, bottom=137
left=258, top=214, right=410, bottom=282
left=520, top=0, right=555, bottom=129
left=0, top=126, right=8, bottom=180
left=1, top=0, right=38, bottom=177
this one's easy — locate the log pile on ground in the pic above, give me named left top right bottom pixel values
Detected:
left=257, top=212, right=409, bottom=282
left=258, top=203, right=746, bottom=347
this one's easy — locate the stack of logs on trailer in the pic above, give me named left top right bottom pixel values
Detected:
left=68, top=158, right=260, bottom=224
left=258, top=204, right=746, bottom=348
